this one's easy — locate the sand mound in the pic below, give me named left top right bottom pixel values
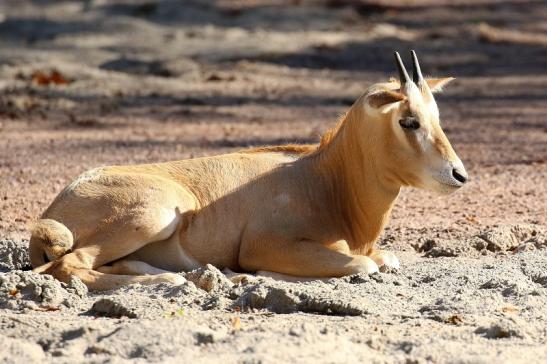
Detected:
left=413, top=224, right=546, bottom=258
left=0, top=239, right=30, bottom=272
left=0, top=271, right=87, bottom=311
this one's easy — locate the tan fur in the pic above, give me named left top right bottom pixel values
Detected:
left=242, top=144, right=317, bottom=155
left=29, top=219, right=73, bottom=266
left=30, top=76, right=466, bottom=291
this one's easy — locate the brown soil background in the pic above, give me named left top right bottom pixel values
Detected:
left=0, top=1, right=546, bottom=363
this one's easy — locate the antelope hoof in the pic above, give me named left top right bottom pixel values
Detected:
left=369, top=250, right=400, bottom=270
left=158, top=273, right=187, bottom=285
left=222, top=268, right=253, bottom=284
left=354, top=256, right=380, bottom=275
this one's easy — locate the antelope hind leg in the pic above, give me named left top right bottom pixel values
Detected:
left=223, top=268, right=333, bottom=284
left=256, top=270, right=333, bottom=283
left=221, top=268, right=323, bottom=284
left=97, top=259, right=177, bottom=276
left=36, top=206, right=190, bottom=290
left=41, top=250, right=185, bottom=291
left=223, top=268, right=258, bottom=284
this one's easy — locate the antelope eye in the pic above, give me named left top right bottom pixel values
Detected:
left=399, top=117, right=420, bottom=130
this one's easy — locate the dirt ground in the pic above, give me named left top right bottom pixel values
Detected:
left=0, top=0, right=546, bottom=363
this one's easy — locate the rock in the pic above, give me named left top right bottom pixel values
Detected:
left=365, top=336, right=384, bottom=351
left=520, top=266, right=547, bottom=288
left=237, top=285, right=300, bottom=314
left=415, top=226, right=546, bottom=257
left=298, top=293, right=365, bottom=316
left=479, top=277, right=533, bottom=297
left=527, top=235, right=547, bottom=250
left=91, top=298, right=138, bottom=318
left=475, top=318, right=528, bottom=339
left=346, top=272, right=373, bottom=284
left=185, top=264, right=234, bottom=293
left=0, top=271, right=84, bottom=309
left=61, top=327, right=93, bottom=341
left=194, top=328, right=218, bottom=345
left=65, top=275, right=88, bottom=298
left=510, top=225, right=544, bottom=242
left=423, top=244, right=460, bottom=258
left=514, top=242, right=536, bottom=253
left=200, top=295, right=233, bottom=310
left=479, top=225, right=544, bottom=252
left=0, top=239, right=30, bottom=272
left=234, top=281, right=365, bottom=315
left=480, top=228, right=519, bottom=252
left=416, top=238, right=471, bottom=258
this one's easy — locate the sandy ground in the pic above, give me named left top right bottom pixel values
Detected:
left=0, top=0, right=546, bottom=363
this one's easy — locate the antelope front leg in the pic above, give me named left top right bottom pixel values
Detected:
left=368, top=249, right=400, bottom=270
left=239, top=237, right=379, bottom=278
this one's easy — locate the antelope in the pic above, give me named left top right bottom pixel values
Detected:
left=30, top=51, right=468, bottom=290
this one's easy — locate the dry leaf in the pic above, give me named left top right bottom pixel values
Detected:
left=31, top=70, right=70, bottom=86
left=49, top=70, right=69, bottom=85
left=8, top=289, right=19, bottom=297
left=445, top=315, right=463, bottom=325
left=34, top=306, right=61, bottom=312
left=163, top=308, right=185, bottom=318
left=465, top=215, right=479, bottom=224
left=230, top=316, right=241, bottom=331
left=501, top=305, right=520, bottom=314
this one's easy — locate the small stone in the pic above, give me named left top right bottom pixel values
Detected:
left=194, top=329, right=216, bottom=345
left=186, top=264, right=234, bottom=293
left=475, top=318, right=527, bottom=339
left=66, top=275, right=88, bottom=298
left=91, top=298, right=137, bottom=318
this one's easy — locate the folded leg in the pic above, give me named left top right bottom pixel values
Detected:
left=239, top=237, right=379, bottom=278
left=96, top=259, right=176, bottom=275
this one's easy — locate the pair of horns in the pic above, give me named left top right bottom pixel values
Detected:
left=394, top=50, right=423, bottom=87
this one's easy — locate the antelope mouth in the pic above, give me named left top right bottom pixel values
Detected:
left=437, top=179, right=464, bottom=188
left=434, top=175, right=467, bottom=190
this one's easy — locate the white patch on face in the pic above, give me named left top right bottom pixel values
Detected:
left=391, top=113, right=409, bottom=146
left=404, top=83, right=423, bottom=105
left=402, top=83, right=441, bottom=154
left=390, top=107, right=429, bottom=154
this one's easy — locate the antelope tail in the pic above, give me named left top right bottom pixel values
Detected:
left=29, top=219, right=74, bottom=267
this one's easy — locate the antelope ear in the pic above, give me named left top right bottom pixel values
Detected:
left=426, top=77, right=455, bottom=93
left=367, top=90, right=406, bottom=108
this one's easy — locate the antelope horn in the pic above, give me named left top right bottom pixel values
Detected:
left=410, top=50, right=424, bottom=84
left=394, top=51, right=410, bottom=87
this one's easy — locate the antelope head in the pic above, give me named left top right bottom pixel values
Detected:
left=363, top=51, right=468, bottom=194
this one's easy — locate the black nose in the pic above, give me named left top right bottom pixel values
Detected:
left=452, top=168, right=468, bottom=184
